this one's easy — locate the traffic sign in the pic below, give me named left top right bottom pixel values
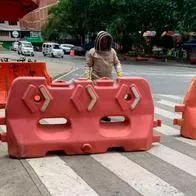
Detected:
left=12, top=30, right=19, bottom=38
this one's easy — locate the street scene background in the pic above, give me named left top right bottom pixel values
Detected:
left=0, top=0, right=196, bottom=195
left=0, top=49, right=196, bottom=195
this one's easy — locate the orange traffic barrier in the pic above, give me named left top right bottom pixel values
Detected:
left=70, top=49, right=75, bottom=56
left=190, top=57, right=196, bottom=64
left=190, top=50, right=196, bottom=64
left=173, top=77, right=196, bottom=139
left=0, top=76, right=161, bottom=158
left=0, top=61, right=52, bottom=108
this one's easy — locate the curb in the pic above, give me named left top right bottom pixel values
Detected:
left=120, top=55, right=196, bottom=68
left=52, top=65, right=75, bottom=80
left=121, top=59, right=195, bottom=68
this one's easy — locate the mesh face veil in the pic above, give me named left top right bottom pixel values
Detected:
left=94, top=31, right=113, bottom=51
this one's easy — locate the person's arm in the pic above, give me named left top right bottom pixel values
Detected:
left=84, top=50, right=93, bottom=79
left=112, top=49, right=123, bottom=77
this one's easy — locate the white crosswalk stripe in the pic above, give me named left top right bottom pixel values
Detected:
left=27, top=157, right=99, bottom=196
left=92, top=153, right=184, bottom=196
left=154, top=123, right=196, bottom=147
left=157, top=99, right=178, bottom=108
left=1, top=93, right=196, bottom=195
left=155, top=123, right=180, bottom=136
left=176, top=137, right=196, bottom=147
left=155, top=107, right=181, bottom=119
left=149, top=144, right=196, bottom=177
left=0, top=109, right=6, bottom=132
left=158, top=94, right=184, bottom=101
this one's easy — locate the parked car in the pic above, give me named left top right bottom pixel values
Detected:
left=12, top=41, right=19, bottom=51
left=34, top=46, right=42, bottom=52
left=71, top=46, right=86, bottom=56
left=18, top=41, right=34, bottom=56
left=83, top=43, right=94, bottom=51
left=60, top=44, right=74, bottom=54
left=42, top=43, right=64, bottom=58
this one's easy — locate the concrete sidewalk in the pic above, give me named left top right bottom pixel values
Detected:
left=122, top=59, right=195, bottom=68
left=120, top=54, right=196, bottom=68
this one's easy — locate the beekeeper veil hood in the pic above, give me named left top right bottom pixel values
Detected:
left=95, top=31, right=113, bottom=51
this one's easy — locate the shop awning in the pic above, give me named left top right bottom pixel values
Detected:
left=143, top=31, right=156, bottom=37
left=25, top=36, right=43, bottom=43
left=0, top=0, right=39, bottom=20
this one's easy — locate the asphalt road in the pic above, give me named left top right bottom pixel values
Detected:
left=60, top=60, right=196, bottom=96
left=1, top=49, right=195, bottom=96
left=1, top=49, right=196, bottom=196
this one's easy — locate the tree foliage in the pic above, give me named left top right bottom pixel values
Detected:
left=42, top=0, right=196, bottom=50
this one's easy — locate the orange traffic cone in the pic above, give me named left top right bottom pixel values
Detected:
left=70, top=49, right=75, bottom=57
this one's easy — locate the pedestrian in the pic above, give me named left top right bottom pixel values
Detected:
left=84, top=31, right=123, bottom=121
left=84, top=31, right=123, bottom=81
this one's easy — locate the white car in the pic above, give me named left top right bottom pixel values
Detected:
left=42, top=43, right=64, bottom=58
left=12, top=41, right=19, bottom=51
left=18, top=41, right=34, bottom=56
left=60, top=44, right=74, bottom=54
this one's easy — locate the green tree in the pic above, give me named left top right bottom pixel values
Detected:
left=176, top=0, right=196, bottom=32
left=42, top=0, right=196, bottom=51
left=42, top=0, right=114, bottom=44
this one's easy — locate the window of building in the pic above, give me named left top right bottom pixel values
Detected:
left=8, top=21, right=17, bottom=25
left=0, top=31, right=9, bottom=36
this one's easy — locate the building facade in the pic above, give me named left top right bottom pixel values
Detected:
left=20, top=0, right=57, bottom=31
left=0, top=20, right=21, bottom=41
left=0, top=20, right=31, bottom=48
left=0, top=0, right=57, bottom=48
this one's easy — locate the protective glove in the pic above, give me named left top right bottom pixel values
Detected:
left=84, top=72, right=91, bottom=79
left=117, top=71, right=123, bottom=77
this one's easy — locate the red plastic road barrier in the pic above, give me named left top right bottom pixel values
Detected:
left=0, top=62, right=52, bottom=108
left=190, top=50, right=196, bottom=64
left=173, top=78, right=196, bottom=139
left=0, top=76, right=161, bottom=158
left=190, top=57, right=196, bottom=64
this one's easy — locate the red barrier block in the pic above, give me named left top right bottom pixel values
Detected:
left=173, top=78, right=196, bottom=139
left=0, top=62, right=52, bottom=108
left=190, top=57, right=196, bottom=64
left=1, top=76, right=160, bottom=158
